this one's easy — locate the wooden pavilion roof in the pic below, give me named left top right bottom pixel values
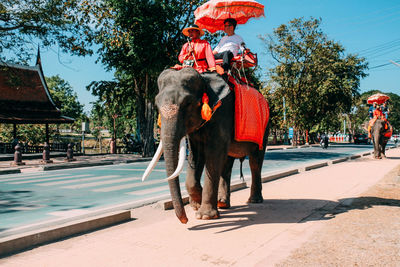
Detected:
left=0, top=54, right=74, bottom=124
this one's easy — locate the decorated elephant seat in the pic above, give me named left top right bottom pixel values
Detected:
left=214, top=49, right=258, bottom=69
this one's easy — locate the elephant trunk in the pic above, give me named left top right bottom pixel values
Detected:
left=372, top=127, right=382, bottom=158
left=163, top=136, right=188, bottom=224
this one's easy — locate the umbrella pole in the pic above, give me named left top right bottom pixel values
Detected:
left=187, top=38, right=199, bottom=68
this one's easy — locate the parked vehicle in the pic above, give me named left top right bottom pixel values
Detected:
left=122, top=134, right=142, bottom=153
left=353, top=133, right=370, bottom=144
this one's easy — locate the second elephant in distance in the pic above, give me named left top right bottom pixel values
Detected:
left=370, top=118, right=392, bottom=159
left=149, top=67, right=269, bottom=223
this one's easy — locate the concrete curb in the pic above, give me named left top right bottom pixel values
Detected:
left=350, top=154, right=362, bottom=159
left=40, top=161, right=114, bottom=171
left=305, top=162, right=329, bottom=171
left=331, top=157, right=349, bottom=164
left=0, top=169, right=21, bottom=175
left=0, top=210, right=131, bottom=257
left=261, top=169, right=299, bottom=183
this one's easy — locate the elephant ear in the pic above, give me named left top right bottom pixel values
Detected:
left=200, top=72, right=231, bottom=109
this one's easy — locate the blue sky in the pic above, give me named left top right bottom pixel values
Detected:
left=36, top=0, right=400, bottom=113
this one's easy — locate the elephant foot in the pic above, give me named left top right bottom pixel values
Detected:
left=189, top=197, right=201, bottom=211
left=195, top=208, right=219, bottom=220
left=217, top=198, right=230, bottom=209
left=247, top=195, right=263, bottom=204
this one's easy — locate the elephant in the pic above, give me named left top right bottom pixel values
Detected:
left=143, top=67, right=268, bottom=224
left=370, top=118, right=391, bottom=159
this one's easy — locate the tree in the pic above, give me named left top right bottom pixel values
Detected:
left=1, top=0, right=95, bottom=63
left=87, top=0, right=210, bottom=156
left=260, top=18, right=368, bottom=144
left=47, top=75, right=85, bottom=120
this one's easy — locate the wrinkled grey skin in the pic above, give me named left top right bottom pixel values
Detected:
left=156, top=68, right=268, bottom=223
left=370, top=119, right=389, bottom=159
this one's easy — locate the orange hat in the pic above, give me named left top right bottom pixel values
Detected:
left=182, top=24, right=205, bottom=37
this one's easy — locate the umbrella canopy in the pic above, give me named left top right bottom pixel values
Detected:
left=194, top=0, right=265, bottom=33
left=367, top=93, right=390, bottom=104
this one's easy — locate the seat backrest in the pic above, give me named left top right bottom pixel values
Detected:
left=215, top=51, right=258, bottom=69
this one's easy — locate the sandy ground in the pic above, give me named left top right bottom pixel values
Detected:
left=277, top=164, right=400, bottom=267
left=0, top=148, right=399, bottom=267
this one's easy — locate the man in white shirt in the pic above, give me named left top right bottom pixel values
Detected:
left=213, top=18, right=244, bottom=77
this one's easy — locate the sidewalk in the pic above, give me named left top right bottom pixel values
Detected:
left=1, top=146, right=399, bottom=266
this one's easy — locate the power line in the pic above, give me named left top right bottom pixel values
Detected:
left=370, top=60, right=400, bottom=69
left=390, top=60, right=400, bottom=68
left=357, top=38, right=400, bottom=55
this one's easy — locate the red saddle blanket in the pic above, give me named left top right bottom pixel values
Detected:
left=231, top=79, right=269, bottom=149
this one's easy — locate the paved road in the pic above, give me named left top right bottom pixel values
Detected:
left=0, top=143, right=385, bottom=237
left=1, top=145, right=399, bottom=266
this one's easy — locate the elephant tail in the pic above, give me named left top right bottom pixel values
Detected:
left=240, top=157, right=245, bottom=181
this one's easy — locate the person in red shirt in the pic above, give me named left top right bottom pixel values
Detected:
left=178, top=25, right=216, bottom=73
left=373, top=104, right=385, bottom=119
left=368, top=103, right=386, bottom=138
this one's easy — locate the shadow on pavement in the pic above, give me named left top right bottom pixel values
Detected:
left=386, top=156, right=400, bottom=160
left=264, top=151, right=351, bottom=161
left=188, top=197, right=400, bottom=233
left=0, top=190, right=34, bottom=214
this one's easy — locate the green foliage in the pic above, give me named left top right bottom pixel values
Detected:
left=0, top=0, right=95, bottom=62
left=46, top=75, right=85, bottom=120
left=260, top=17, right=368, bottom=138
left=89, top=97, right=137, bottom=141
left=86, top=0, right=210, bottom=156
left=0, top=123, right=51, bottom=144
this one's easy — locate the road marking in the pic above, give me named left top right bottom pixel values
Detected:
left=126, top=182, right=185, bottom=196
left=92, top=179, right=166, bottom=192
left=0, top=173, right=69, bottom=182
left=37, top=175, right=121, bottom=186
left=63, top=177, right=138, bottom=189
left=108, top=168, right=166, bottom=172
left=8, top=174, right=92, bottom=184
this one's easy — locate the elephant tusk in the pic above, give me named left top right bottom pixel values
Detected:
left=142, top=140, right=164, bottom=181
left=166, top=137, right=186, bottom=181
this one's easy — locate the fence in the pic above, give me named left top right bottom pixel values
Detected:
left=0, top=142, right=82, bottom=154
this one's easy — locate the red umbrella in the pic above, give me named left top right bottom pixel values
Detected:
left=194, top=0, right=265, bottom=33
left=367, top=93, right=390, bottom=104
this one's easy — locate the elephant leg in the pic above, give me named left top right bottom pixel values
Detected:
left=372, top=139, right=380, bottom=159
left=186, top=140, right=204, bottom=211
left=218, top=156, right=235, bottom=209
left=382, top=139, right=388, bottom=158
left=378, top=140, right=384, bottom=159
left=196, top=153, right=227, bottom=220
left=247, top=150, right=264, bottom=203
